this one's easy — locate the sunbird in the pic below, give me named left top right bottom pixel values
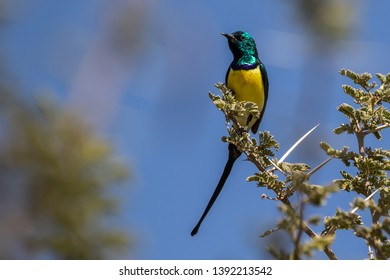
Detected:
left=191, top=31, right=269, bottom=236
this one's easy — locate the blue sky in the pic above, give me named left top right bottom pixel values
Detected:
left=2, top=0, right=390, bottom=259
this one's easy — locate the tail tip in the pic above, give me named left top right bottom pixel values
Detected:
left=191, top=227, right=199, bottom=236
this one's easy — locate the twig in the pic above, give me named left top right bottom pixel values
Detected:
left=280, top=196, right=337, bottom=260
left=325, top=187, right=383, bottom=237
left=292, top=192, right=305, bottom=259
left=260, top=227, right=280, bottom=237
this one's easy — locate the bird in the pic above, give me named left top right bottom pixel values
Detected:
left=191, top=31, right=269, bottom=236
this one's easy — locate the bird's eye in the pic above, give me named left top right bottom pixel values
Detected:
left=234, top=35, right=245, bottom=41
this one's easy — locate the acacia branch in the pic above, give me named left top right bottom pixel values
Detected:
left=244, top=144, right=337, bottom=260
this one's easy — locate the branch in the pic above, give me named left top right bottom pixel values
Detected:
left=280, top=196, right=337, bottom=260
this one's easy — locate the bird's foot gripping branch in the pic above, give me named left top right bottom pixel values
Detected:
left=208, top=70, right=390, bottom=260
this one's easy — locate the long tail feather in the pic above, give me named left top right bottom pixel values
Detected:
left=191, top=144, right=241, bottom=236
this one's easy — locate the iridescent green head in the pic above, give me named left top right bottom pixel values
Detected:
left=222, top=31, right=259, bottom=64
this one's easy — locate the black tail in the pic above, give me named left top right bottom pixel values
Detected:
left=191, top=143, right=242, bottom=236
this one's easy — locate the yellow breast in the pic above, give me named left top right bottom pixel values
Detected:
left=226, top=65, right=265, bottom=111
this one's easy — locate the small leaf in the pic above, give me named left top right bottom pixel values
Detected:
left=334, top=123, right=353, bottom=135
left=342, top=85, right=358, bottom=98
left=376, top=73, right=386, bottom=84
left=337, top=103, right=355, bottom=118
left=340, top=69, right=357, bottom=80
left=308, top=216, right=321, bottom=225
left=319, top=141, right=331, bottom=152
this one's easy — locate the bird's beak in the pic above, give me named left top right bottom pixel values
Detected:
left=221, top=33, right=234, bottom=41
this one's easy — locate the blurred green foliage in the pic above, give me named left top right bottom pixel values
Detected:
left=0, top=90, right=131, bottom=259
left=293, top=0, right=354, bottom=44
left=0, top=0, right=136, bottom=260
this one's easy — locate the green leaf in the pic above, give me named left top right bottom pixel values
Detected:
left=376, top=73, right=386, bottom=84
left=351, top=197, right=367, bottom=210
left=308, top=216, right=321, bottom=225
left=342, top=84, right=358, bottom=98
left=334, top=123, right=353, bottom=134
left=340, top=69, right=375, bottom=91
left=248, top=171, right=285, bottom=192
left=319, top=142, right=332, bottom=153
left=340, top=69, right=358, bottom=80
left=324, top=209, right=363, bottom=230
left=208, top=91, right=218, bottom=101
left=337, top=103, right=355, bottom=118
